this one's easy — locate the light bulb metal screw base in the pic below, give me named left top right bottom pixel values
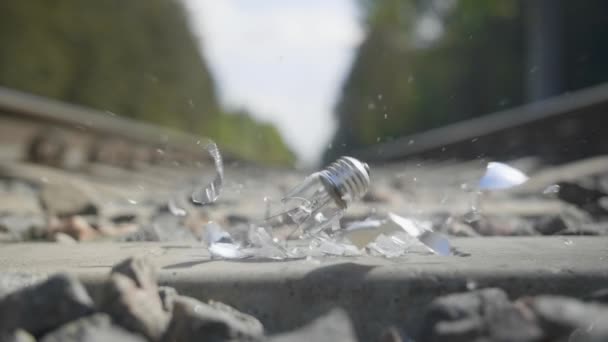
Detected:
left=319, top=156, right=371, bottom=209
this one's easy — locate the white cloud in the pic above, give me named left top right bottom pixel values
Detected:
left=181, top=0, right=363, bottom=166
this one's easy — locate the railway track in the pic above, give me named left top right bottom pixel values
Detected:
left=0, top=86, right=219, bottom=170
left=353, top=83, right=608, bottom=164
left=3, top=82, right=608, bottom=342
left=1, top=89, right=608, bottom=341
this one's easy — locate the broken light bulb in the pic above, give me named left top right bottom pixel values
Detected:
left=264, top=156, right=371, bottom=238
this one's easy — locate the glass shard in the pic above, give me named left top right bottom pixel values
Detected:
left=208, top=242, right=248, bottom=259
left=542, top=184, right=560, bottom=194
left=478, top=162, right=528, bottom=190
left=203, top=222, right=232, bottom=245
left=367, top=234, right=408, bottom=258
left=192, top=141, right=224, bottom=205
left=388, top=212, right=451, bottom=256
left=167, top=196, right=187, bottom=217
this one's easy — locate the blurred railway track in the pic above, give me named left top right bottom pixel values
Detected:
left=0, top=86, right=221, bottom=171
left=354, top=83, right=608, bottom=165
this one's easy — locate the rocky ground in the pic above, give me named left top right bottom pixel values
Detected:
left=2, top=155, right=608, bottom=243
left=2, top=156, right=608, bottom=341
left=0, top=257, right=607, bottom=342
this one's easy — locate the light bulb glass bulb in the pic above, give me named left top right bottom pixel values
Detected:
left=263, top=157, right=371, bottom=238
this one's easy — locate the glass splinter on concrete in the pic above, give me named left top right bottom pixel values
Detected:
left=192, top=141, right=224, bottom=204
left=203, top=222, right=251, bottom=259
left=340, top=218, right=389, bottom=248
left=367, top=233, right=411, bottom=258
left=309, top=235, right=362, bottom=257
left=388, top=213, right=451, bottom=256
left=478, top=161, right=529, bottom=190
left=203, top=222, right=232, bottom=245
left=246, top=226, right=289, bottom=259
left=208, top=242, right=248, bottom=259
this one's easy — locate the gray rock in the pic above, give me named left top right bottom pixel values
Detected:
left=162, top=296, right=264, bottom=342
left=100, top=257, right=169, bottom=341
left=470, top=216, right=536, bottom=236
left=0, top=274, right=94, bottom=336
left=111, top=257, right=158, bottom=290
left=378, top=326, right=407, bottom=342
left=0, top=273, right=46, bottom=299
left=525, top=296, right=608, bottom=341
left=0, top=180, right=42, bottom=217
left=534, top=215, right=568, bottom=235
left=39, top=181, right=98, bottom=217
left=158, top=286, right=178, bottom=312
left=569, top=222, right=608, bottom=235
left=40, top=314, right=147, bottom=342
left=557, top=182, right=608, bottom=218
left=268, top=309, right=357, bottom=342
left=0, top=214, right=46, bottom=241
left=0, top=330, right=36, bottom=342
left=420, top=288, right=542, bottom=342
left=444, top=220, right=480, bottom=237
left=584, top=288, right=608, bottom=304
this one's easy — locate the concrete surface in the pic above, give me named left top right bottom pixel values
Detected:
left=1, top=237, right=607, bottom=339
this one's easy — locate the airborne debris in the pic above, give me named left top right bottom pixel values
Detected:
left=167, top=197, right=187, bottom=217
left=192, top=141, right=224, bottom=205
left=168, top=140, right=224, bottom=217
left=542, top=184, right=561, bottom=195
left=478, top=162, right=529, bottom=190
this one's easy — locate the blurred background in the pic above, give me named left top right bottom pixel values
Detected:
left=1, top=0, right=608, bottom=167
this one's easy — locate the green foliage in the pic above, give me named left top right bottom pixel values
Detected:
left=209, top=111, right=296, bottom=166
left=0, top=0, right=294, bottom=166
left=327, top=0, right=608, bottom=163
left=326, top=0, right=525, bottom=161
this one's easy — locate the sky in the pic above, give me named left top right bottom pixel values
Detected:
left=181, top=0, right=364, bottom=166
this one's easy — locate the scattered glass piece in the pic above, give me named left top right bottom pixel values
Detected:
left=318, top=240, right=348, bottom=256
left=203, top=222, right=232, bottom=245
left=340, top=218, right=392, bottom=248
left=418, top=231, right=451, bottom=256
left=167, top=196, right=187, bottom=217
left=463, top=210, right=481, bottom=224
left=387, top=213, right=422, bottom=237
left=192, top=141, right=224, bottom=205
left=246, top=226, right=288, bottom=259
left=308, top=236, right=361, bottom=257
left=478, top=162, right=529, bottom=190
left=388, top=212, right=451, bottom=256
left=367, top=234, right=409, bottom=258
left=208, top=242, right=248, bottom=259
left=542, top=184, right=561, bottom=194
left=345, top=218, right=384, bottom=231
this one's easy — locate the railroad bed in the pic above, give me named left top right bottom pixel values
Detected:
left=3, top=155, right=608, bottom=243
left=2, top=87, right=608, bottom=341
left=1, top=237, right=607, bottom=340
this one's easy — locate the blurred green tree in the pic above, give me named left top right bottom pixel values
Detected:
left=325, top=0, right=608, bottom=162
left=0, top=0, right=295, bottom=166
